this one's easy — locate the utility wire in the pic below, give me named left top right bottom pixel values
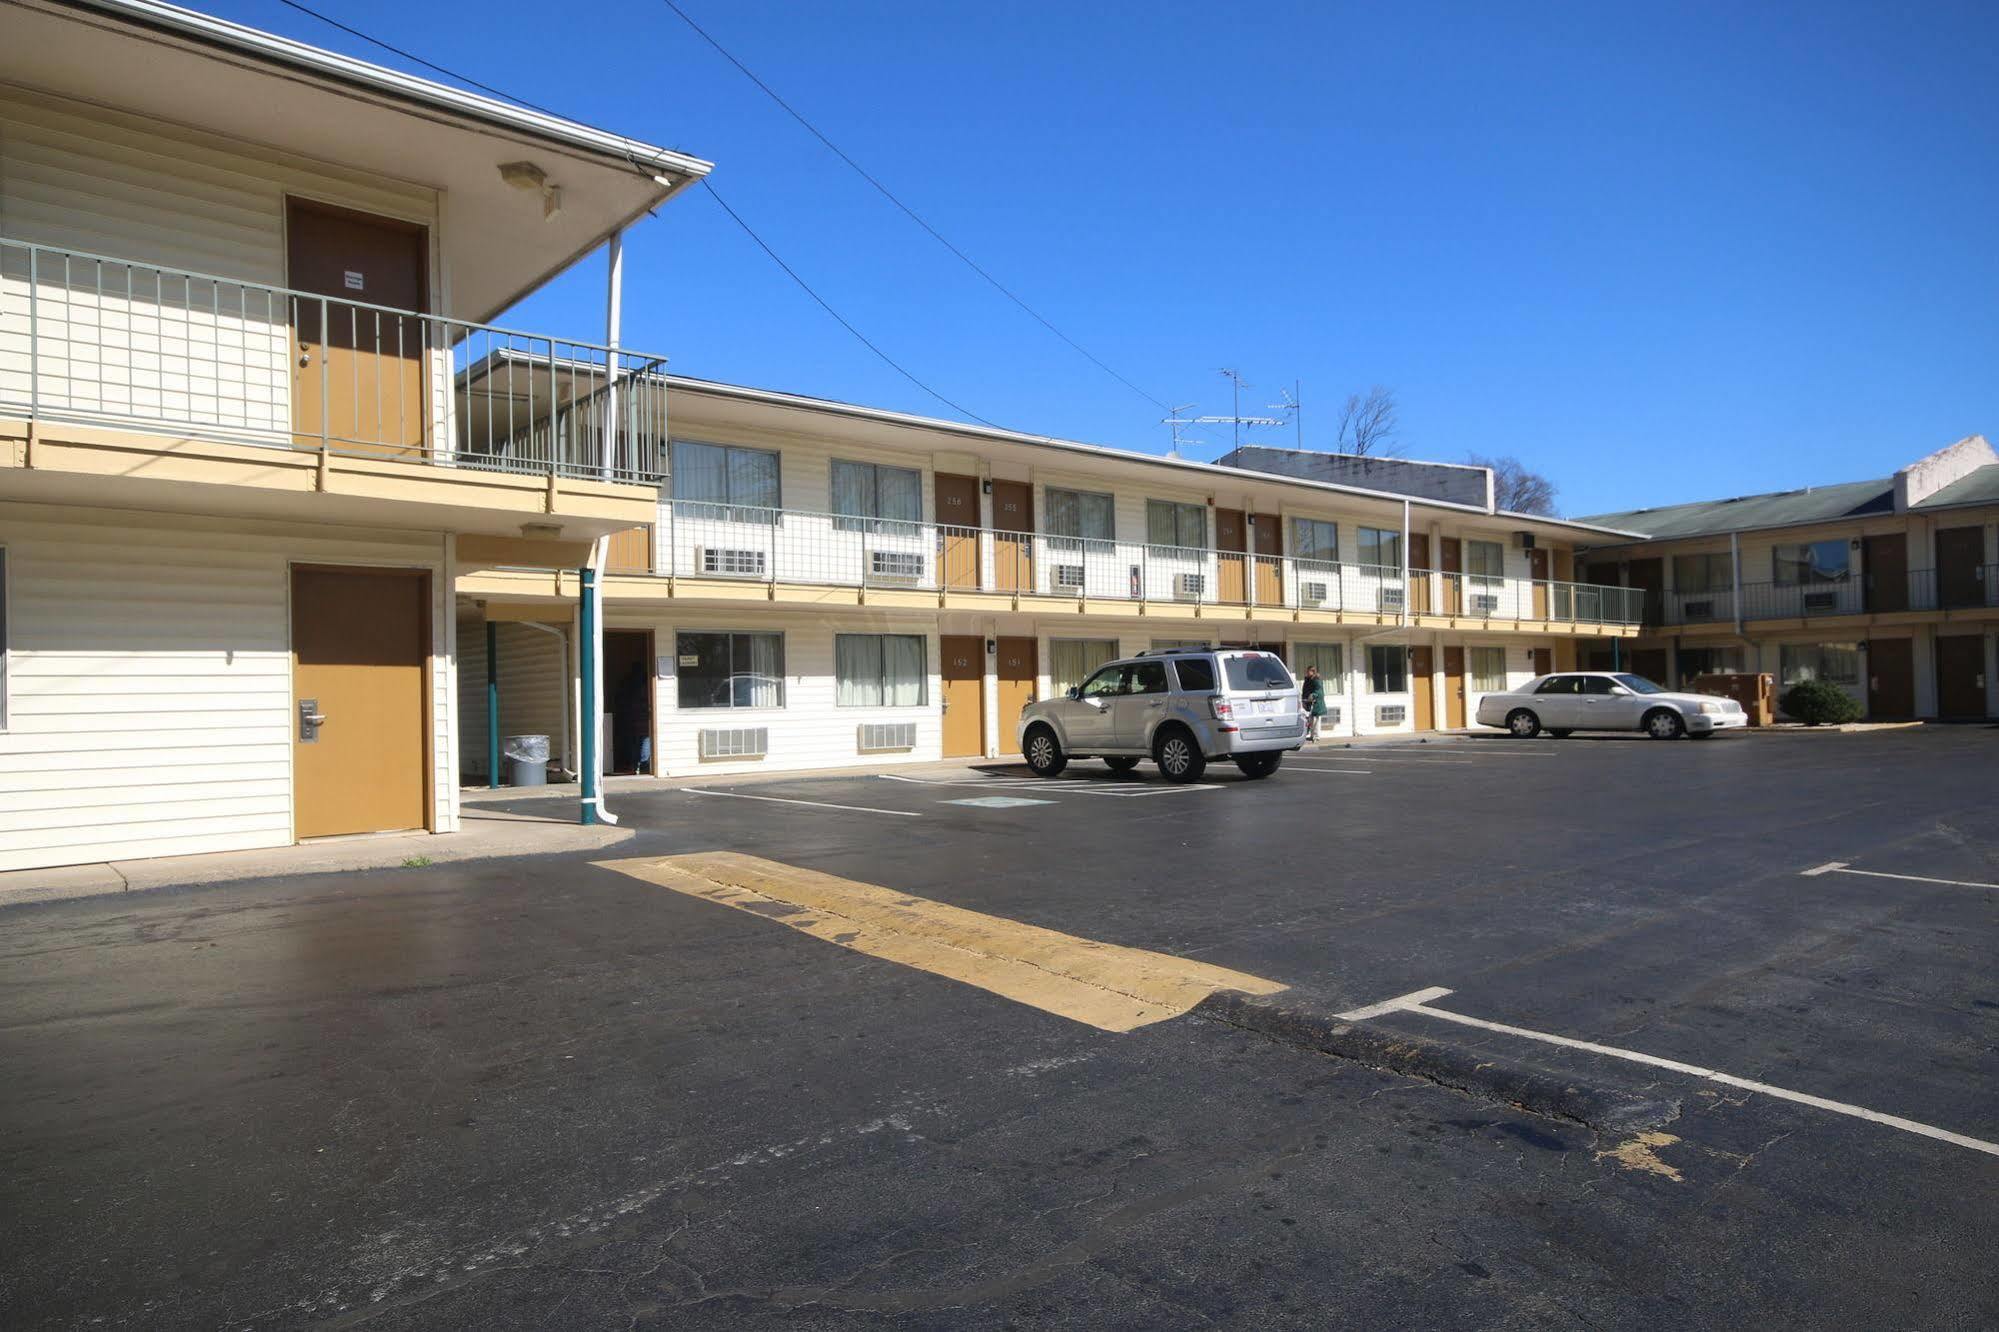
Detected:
left=267, top=0, right=997, bottom=425
left=658, top=0, right=1190, bottom=421
left=699, top=181, right=996, bottom=425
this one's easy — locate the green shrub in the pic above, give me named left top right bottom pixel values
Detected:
left=1780, top=678, right=1863, bottom=725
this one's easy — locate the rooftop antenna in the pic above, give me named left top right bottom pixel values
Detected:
left=1270, top=382, right=1301, bottom=448
left=1193, top=369, right=1283, bottom=452
left=1160, top=403, right=1198, bottom=459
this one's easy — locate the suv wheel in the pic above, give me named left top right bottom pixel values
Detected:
left=1024, top=725, right=1068, bottom=776
left=1506, top=708, right=1542, bottom=739
left=1234, top=752, right=1282, bottom=779
left=1154, top=726, right=1207, bottom=783
left=1644, top=708, right=1686, bottom=740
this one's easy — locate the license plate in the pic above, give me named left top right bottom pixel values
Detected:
left=1253, top=699, right=1282, bottom=715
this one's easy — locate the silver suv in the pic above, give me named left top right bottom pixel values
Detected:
left=1017, top=646, right=1304, bottom=782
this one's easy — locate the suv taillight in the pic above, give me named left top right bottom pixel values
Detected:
left=1208, top=696, right=1233, bottom=720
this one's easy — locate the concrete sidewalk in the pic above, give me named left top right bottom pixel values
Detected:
left=0, top=805, right=636, bottom=906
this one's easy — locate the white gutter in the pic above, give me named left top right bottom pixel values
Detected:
left=583, top=535, right=618, bottom=825
left=60, top=0, right=714, bottom=181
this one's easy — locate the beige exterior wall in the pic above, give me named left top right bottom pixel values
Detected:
left=457, top=611, right=576, bottom=781
left=0, top=501, right=458, bottom=872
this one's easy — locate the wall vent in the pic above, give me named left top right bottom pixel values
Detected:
left=858, top=722, right=918, bottom=753
left=698, top=546, right=766, bottom=578
left=1053, top=563, right=1086, bottom=590
left=1470, top=593, right=1501, bottom=615
left=1683, top=598, right=1715, bottom=621
left=698, top=727, right=769, bottom=760
left=1375, top=704, right=1408, bottom=726
left=1300, top=580, right=1330, bottom=605
left=1324, top=706, right=1343, bottom=727
left=1802, top=591, right=1838, bottom=613
left=868, top=550, right=925, bottom=582
left=1174, top=572, right=1207, bottom=600
left=1377, top=586, right=1405, bottom=612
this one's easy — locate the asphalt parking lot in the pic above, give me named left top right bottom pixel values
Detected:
left=2, top=726, right=1994, bottom=1328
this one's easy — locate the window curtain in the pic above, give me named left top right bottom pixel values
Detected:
left=673, top=442, right=729, bottom=506
left=1293, top=520, right=1337, bottom=563
left=877, top=467, right=921, bottom=527
left=729, top=448, right=779, bottom=513
left=1078, top=492, right=1114, bottom=540
left=831, top=460, right=871, bottom=524
left=733, top=632, right=783, bottom=707
left=1470, top=647, right=1506, bottom=691
left=883, top=635, right=926, bottom=706
left=1146, top=501, right=1178, bottom=547
left=835, top=634, right=879, bottom=707
left=1051, top=639, right=1119, bottom=696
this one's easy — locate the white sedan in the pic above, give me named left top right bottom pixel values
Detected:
left=1476, top=672, right=1747, bottom=740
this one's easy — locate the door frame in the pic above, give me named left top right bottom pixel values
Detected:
left=288, top=561, right=436, bottom=840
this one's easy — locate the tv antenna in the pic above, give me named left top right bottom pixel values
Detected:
left=1193, top=369, right=1283, bottom=450
left=1160, top=403, right=1199, bottom=458
left=1269, top=382, right=1301, bottom=447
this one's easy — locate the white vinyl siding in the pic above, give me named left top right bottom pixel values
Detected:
left=0, top=504, right=454, bottom=872
left=457, top=615, right=574, bottom=781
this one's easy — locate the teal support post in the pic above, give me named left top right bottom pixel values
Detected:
left=486, top=620, right=500, bottom=787
left=579, top=566, right=599, bottom=825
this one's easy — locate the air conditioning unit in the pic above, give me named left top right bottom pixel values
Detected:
left=1174, top=573, right=1206, bottom=600
left=698, top=546, right=766, bottom=578
left=1300, top=580, right=1330, bottom=606
left=698, top=726, right=769, bottom=760
left=1683, top=599, right=1715, bottom=621
left=1470, top=593, right=1500, bottom=615
left=1375, top=704, right=1407, bottom=726
left=1513, top=531, right=1536, bottom=550
left=1324, top=706, right=1342, bottom=727
left=868, top=550, right=924, bottom=583
left=857, top=722, right=917, bottom=753
left=1053, top=563, right=1086, bottom=591
left=1802, top=591, right=1838, bottom=613
left=1377, top=586, right=1405, bottom=612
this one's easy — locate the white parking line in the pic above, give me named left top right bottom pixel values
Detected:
left=683, top=788, right=921, bottom=817
left=1336, top=987, right=1999, bottom=1159
left=1284, top=765, right=1375, bottom=775
left=877, top=774, right=1217, bottom=798
left=1802, top=862, right=1999, bottom=890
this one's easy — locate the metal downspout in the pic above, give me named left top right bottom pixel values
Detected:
left=577, top=538, right=618, bottom=825
left=486, top=620, right=500, bottom=787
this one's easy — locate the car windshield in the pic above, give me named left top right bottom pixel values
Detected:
left=1224, top=654, right=1295, bottom=691
left=1613, top=674, right=1668, bottom=694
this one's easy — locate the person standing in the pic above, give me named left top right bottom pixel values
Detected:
left=1301, top=665, right=1327, bottom=741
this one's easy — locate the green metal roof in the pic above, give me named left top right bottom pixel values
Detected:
left=1914, top=464, right=1999, bottom=510
left=1579, top=477, right=1895, bottom=540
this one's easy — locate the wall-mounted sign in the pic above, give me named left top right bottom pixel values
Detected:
left=343, top=271, right=364, bottom=291
left=678, top=653, right=700, bottom=668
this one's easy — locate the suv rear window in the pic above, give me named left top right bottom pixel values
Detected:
left=1171, top=657, right=1216, bottom=692
left=1224, top=654, right=1294, bottom=691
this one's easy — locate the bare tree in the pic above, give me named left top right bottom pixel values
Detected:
left=1468, top=454, right=1559, bottom=515
left=1335, top=385, right=1400, bottom=456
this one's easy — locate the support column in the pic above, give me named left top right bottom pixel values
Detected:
left=580, top=566, right=600, bottom=824
left=602, top=228, right=624, bottom=481
left=486, top=620, right=500, bottom=787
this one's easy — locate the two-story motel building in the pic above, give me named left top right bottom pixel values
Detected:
left=1, top=0, right=708, bottom=871
left=453, top=375, right=1651, bottom=785
left=1574, top=434, right=1999, bottom=721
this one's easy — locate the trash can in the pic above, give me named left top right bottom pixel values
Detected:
left=504, top=734, right=549, bottom=787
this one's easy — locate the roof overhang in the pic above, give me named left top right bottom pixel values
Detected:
left=2, top=0, right=713, bottom=321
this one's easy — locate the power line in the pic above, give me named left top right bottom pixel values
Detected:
left=267, top=0, right=997, bottom=425
left=700, top=181, right=996, bottom=425
left=657, top=0, right=1187, bottom=419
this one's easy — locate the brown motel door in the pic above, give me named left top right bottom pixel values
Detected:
left=991, top=481, right=1033, bottom=592
left=1252, top=513, right=1283, bottom=604
left=940, top=635, right=986, bottom=757
left=935, top=474, right=981, bottom=590
left=1863, top=534, right=1908, bottom=612
left=1443, top=646, right=1467, bottom=728
left=1440, top=538, right=1463, bottom=615
left=1532, top=647, right=1554, bottom=676
left=1631, top=648, right=1669, bottom=686
left=1529, top=548, right=1551, bottom=619
left=1625, top=558, right=1664, bottom=626
left=292, top=566, right=429, bottom=839
left=1215, top=509, right=1248, bottom=604
left=1409, top=646, right=1436, bottom=731
left=1866, top=638, right=1915, bottom=720
left=1936, top=635, right=1988, bottom=719
left=1937, top=527, right=1986, bottom=608
left=995, top=637, right=1038, bottom=754
left=287, top=200, right=428, bottom=454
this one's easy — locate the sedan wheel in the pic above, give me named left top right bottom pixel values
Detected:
left=1644, top=708, right=1686, bottom=740
left=1506, top=709, right=1542, bottom=739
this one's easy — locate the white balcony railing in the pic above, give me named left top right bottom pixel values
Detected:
left=1, top=237, right=668, bottom=483
left=651, top=500, right=1646, bottom=625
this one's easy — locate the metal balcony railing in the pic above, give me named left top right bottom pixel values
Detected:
left=1655, top=567, right=1997, bottom=624
left=1, top=237, right=667, bottom=483
left=647, top=501, right=1646, bottom=624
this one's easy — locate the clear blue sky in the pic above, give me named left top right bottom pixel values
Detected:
left=221, top=0, right=1996, bottom=515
